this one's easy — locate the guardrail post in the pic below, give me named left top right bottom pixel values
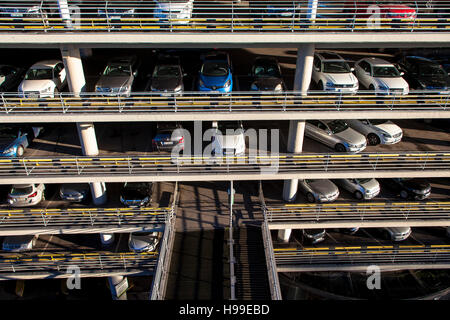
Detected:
left=59, top=92, right=66, bottom=113
left=390, top=94, right=396, bottom=110
left=1, top=93, right=9, bottom=114
left=283, top=92, right=287, bottom=112
left=40, top=209, right=48, bottom=227
left=89, top=209, right=94, bottom=226
left=174, top=94, right=177, bottom=112
left=422, top=153, right=430, bottom=170
left=22, top=159, right=29, bottom=176
left=336, top=93, right=342, bottom=111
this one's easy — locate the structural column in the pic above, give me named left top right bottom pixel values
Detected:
left=108, top=275, right=128, bottom=300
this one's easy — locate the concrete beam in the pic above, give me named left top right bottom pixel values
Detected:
left=0, top=33, right=450, bottom=48
left=0, top=269, right=154, bottom=281
left=268, top=220, right=450, bottom=230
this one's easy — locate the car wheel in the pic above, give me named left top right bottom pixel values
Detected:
left=400, top=190, right=409, bottom=199
left=335, top=143, right=346, bottom=152
left=354, top=191, right=363, bottom=200
left=306, top=193, right=316, bottom=203
left=16, top=145, right=24, bottom=157
left=317, top=81, right=324, bottom=90
left=367, top=133, right=381, bottom=146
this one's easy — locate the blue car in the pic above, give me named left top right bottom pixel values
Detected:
left=0, top=125, right=42, bottom=157
left=197, top=52, right=233, bottom=94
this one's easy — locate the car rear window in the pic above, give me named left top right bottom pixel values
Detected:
left=10, top=186, right=33, bottom=195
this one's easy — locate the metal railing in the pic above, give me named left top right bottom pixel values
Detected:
left=274, top=245, right=450, bottom=271
left=263, top=201, right=450, bottom=228
left=150, top=182, right=178, bottom=300
left=0, top=251, right=159, bottom=279
left=0, top=1, right=449, bottom=32
left=0, top=152, right=449, bottom=182
left=1, top=91, right=449, bottom=115
left=0, top=207, right=171, bottom=233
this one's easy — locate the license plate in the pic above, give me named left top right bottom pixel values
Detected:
left=12, top=13, right=22, bottom=17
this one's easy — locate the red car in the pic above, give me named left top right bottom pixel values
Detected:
left=349, top=1, right=417, bottom=27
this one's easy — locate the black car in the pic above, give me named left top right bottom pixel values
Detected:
left=250, top=57, right=285, bottom=92
left=147, top=56, right=184, bottom=94
left=380, top=178, right=431, bottom=200
left=0, top=65, right=26, bottom=92
left=119, top=182, right=153, bottom=207
left=396, top=56, right=450, bottom=91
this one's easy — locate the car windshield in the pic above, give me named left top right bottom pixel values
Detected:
left=418, top=64, right=446, bottom=77
left=327, top=120, right=348, bottom=134
left=323, top=61, right=351, bottom=73
left=201, top=62, right=228, bottom=77
left=10, top=186, right=33, bottom=195
left=103, top=63, right=131, bottom=76
left=133, top=231, right=158, bottom=237
left=355, top=178, right=372, bottom=184
left=0, top=126, right=18, bottom=139
left=369, top=119, right=389, bottom=125
left=373, top=66, right=400, bottom=77
left=24, top=68, right=52, bottom=80
left=153, top=65, right=180, bottom=78
left=253, top=64, right=281, bottom=77
left=124, top=182, right=150, bottom=190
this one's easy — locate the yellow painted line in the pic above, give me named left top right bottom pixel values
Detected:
left=0, top=159, right=12, bottom=163
left=273, top=248, right=297, bottom=252
left=430, top=245, right=450, bottom=248
left=334, top=246, right=361, bottom=250
left=302, top=247, right=329, bottom=251
left=367, top=246, right=394, bottom=249
left=399, top=245, right=426, bottom=248
left=368, top=154, right=399, bottom=157
left=330, top=154, right=361, bottom=158
left=138, top=157, right=171, bottom=161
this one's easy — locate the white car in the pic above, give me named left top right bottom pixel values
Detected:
left=18, top=60, right=66, bottom=98
left=334, top=178, right=380, bottom=200
left=346, top=119, right=403, bottom=146
left=312, top=52, right=358, bottom=93
left=153, top=0, right=194, bottom=25
left=354, top=57, right=409, bottom=95
left=7, top=184, right=45, bottom=207
left=211, top=121, right=245, bottom=156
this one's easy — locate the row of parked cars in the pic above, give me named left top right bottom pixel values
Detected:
left=4, top=49, right=449, bottom=99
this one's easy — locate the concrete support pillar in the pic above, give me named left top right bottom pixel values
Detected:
left=108, top=275, right=128, bottom=300
left=294, top=44, right=315, bottom=93
left=278, top=229, right=292, bottom=243
left=61, top=45, right=86, bottom=95
left=76, top=123, right=99, bottom=156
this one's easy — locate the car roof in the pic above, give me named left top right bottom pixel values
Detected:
left=30, top=60, right=61, bottom=69
left=404, top=56, right=436, bottom=64
left=316, top=52, right=344, bottom=61
left=108, top=56, right=136, bottom=64
left=12, top=184, right=34, bottom=188
left=202, top=51, right=229, bottom=61
left=361, top=57, right=393, bottom=66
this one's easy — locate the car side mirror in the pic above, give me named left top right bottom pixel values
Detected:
left=350, top=67, right=355, bottom=72
left=400, top=72, right=405, bottom=76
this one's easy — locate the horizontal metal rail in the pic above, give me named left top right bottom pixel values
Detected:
left=0, top=91, right=449, bottom=122
left=0, top=0, right=449, bottom=32
left=274, top=245, right=450, bottom=272
left=0, top=152, right=449, bottom=183
left=0, top=251, right=158, bottom=280
left=0, top=207, right=171, bottom=235
left=264, top=201, right=450, bottom=229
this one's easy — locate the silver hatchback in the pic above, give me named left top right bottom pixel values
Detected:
left=334, top=178, right=380, bottom=200
left=305, top=120, right=367, bottom=153
left=298, top=179, right=340, bottom=203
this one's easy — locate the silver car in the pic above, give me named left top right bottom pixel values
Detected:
left=2, top=235, right=37, bottom=252
left=334, top=178, right=380, bottom=200
left=305, top=120, right=367, bottom=153
left=95, top=56, right=139, bottom=96
left=59, top=183, right=90, bottom=203
left=298, top=179, right=340, bottom=203
left=346, top=119, right=403, bottom=146
left=128, top=231, right=160, bottom=253
left=7, top=184, right=45, bottom=207
left=383, top=227, right=412, bottom=242
left=303, top=229, right=326, bottom=244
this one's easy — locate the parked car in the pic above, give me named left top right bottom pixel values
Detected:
left=147, top=55, right=185, bottom=94
left=0, top=1, right=54, bottom=21
left=302, top=229, right=326, bottom=244
left=298, top=179, right=340, bottom=203
left=338, top=227, right=360, bottom=235
left=120, top=182, right=153, bottom=207
left=128, top=231, right=160, bottom=253
left=0, top=65, right=26, bottom=92
left=334, top=178, right=380, bottom=200
left=197, top=52, right=233, bottom=93
left=97, top=1, right=137, bottom=21
left=0, top=125, right=43, bottom=157
left=382, top=227, right=412, bottom=242
left=312, top=52, right=358, bottom=93
left=95, top=56, right=140, bottom=96
left=152, top=123, right=184, bottom=152
left=305, top=120, right=367, bottom=153
left=59, top=183, right=90, bottom=203
left=211, top=121, right=245, bottom=156
left=396, top=55, right=450, bottom=91
left=346, top=119, right=403, bottom=146
left=18, top=60, right=67, bottom=98
left=250, top=56, right=285, bottom=92
left=152, top=0, right=194, bottom=25
left=379, top=178, right=431, bottom=200
left=354, top=57, right=409, bottom=95
left=2, top=235, right=38, bottom=252
left=7, top=184, right=45, bottom=207
left=352, top=1, right=417, bottom=28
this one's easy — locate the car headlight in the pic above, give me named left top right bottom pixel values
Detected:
left=141, top=196, right=149, bottom=204
left=250, top=83, right=258, bottom=91
left=174, top=85, right=182, bottom=92
left=199, top=78, right=205, bottom=87
left=274, top=83, right=283, bottom=91
left=120, top=85, right=131, bottom=92
left=3, top=146, right=15, bottom=154
left=224, top=80, right=231, bottom=87
left=381, top=132, right=392, bottom=138
left=326, top=81, right=334, bottom=88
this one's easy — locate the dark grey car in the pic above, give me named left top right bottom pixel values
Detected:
left=95, top=56, right=139, bottom=96
left=147, top=56, right=184, bottom=94
left=250, top=57, right=285, bottom=92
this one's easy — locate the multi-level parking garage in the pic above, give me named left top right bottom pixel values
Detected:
left=0, top=0, right=449, bottom=300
